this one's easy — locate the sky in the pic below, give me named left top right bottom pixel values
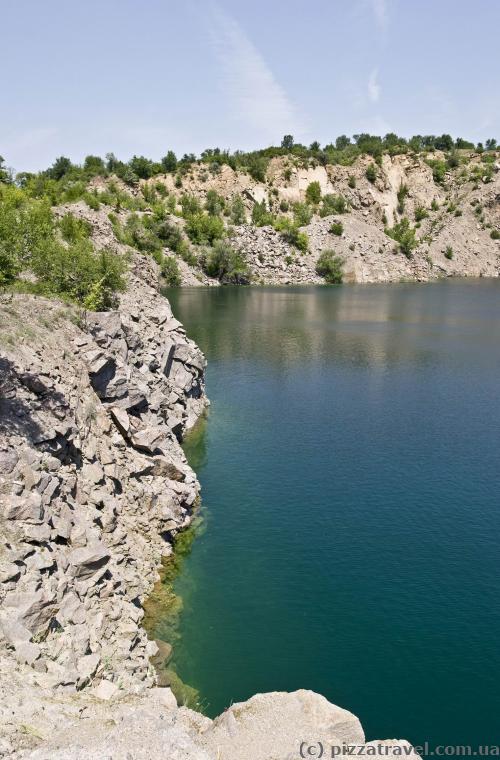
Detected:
left=1, top=0, right=500, bottom=172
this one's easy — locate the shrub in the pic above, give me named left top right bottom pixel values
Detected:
left=315, top=249, right=344, bottom=283
left=279, top=199, right=289, bottom=212
left=32, top=239, right=126, bottom=309
left=490, top=229, right=500, bottom=240
left=320, top=194, right=348, bottom=217
left=365, top=164, right=377, bottom=183
left=123, top=214, right=161, bottom=254
left=348, top=175, right=356, bottom=189
left=444, top=246, right=453, bottom=260
left=230, top=195, right=246, bottom=224
left=205, top=189, right=225, bottom=216
left=293, top=202, right=313, bottom=226
left=414, top=205, right=428, bottom=222
left=252, top=200, right=274, bottom=227
left=305, top=181, right=321, bottom=205
left=274, top=217, right=308, bottom=251
left=202, top=240, right=251, bottom=284
left=397, top=182, right=409, bottom=214
left=161, top=255, right=181, bottom=286
left=330, top=221, right=343, bottom=236
left=385, top=217, right=418, bottom=258
left=428, top=160, right=447, bottom=185
left=180, top=194, right=202, bottom=217
left=155, top=219, right=184, bottom=251
left=431, top=199, right=439, bottom=211
left=58, top=213, right=91, bottom=243
left=185, top=213, right=225, bottom=245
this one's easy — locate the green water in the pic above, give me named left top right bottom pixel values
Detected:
left=163, top=281, right=500, bottom=748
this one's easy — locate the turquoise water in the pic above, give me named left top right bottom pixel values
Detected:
left=167, top=282, right=500, bottom=748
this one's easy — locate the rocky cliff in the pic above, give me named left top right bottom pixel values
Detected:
left=0, top=253, right=418, bottom=757
left=143, top=151, right=500, bottom=284
left=0, top=252, right=207, bottom=754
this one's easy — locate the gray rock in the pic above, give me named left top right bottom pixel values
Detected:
left=67, top=543, right=110, bottom=580
left=4, top=492, right=43, bottom=523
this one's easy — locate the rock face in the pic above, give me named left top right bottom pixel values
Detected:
left=148, top=152, right=500, bottom=285
left=0, top=252, right=207, bottom=753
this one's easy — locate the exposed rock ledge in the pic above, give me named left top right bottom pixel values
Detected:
left=0, top=255, right=416, bottom=757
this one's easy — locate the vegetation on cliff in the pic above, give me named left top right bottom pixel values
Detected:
left=0, top=130, right=498, bottom=295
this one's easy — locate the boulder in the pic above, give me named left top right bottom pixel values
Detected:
left=202, top=690, right=365, bottom=760
left=93, top=679, right=119, bottom=701
left=3, top=590, right=57, bottom=634
left=4, top=492, right=43, bottom=523
left=67, top=543, right=110, bottom=580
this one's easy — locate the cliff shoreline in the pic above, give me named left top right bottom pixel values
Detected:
left=0, top=255, right=418, bottom=758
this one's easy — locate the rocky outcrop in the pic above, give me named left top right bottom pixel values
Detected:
left=12, top=688, right=418, bottom=760
left=0, top=252, right=207, bottom=753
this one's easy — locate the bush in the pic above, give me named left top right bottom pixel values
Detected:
left=414, top=205, right=428, bottom=222
left=365, top=164, right=377, bottom=183
left=490, top=230, right=500, bottom=240
left=305, top=181, right=321, bottom=205
left=180, top=194, right=202, bottom=217
left=315, top=249, right=344, bottom=283
left=397, top=182, right=409, bottom=214
left=274, top=216, right=308, bottom=251
left=185, top=213, right=225, bottom=245
left=161, top=255, right=181, bottom=286
left=205, top=189, right=225, bottom=216
left=230, top=195, right=246, bottom=224
left=428, top=159, right=447, bottom=185
left=385, top=217, right=418, bottom=258
left=320, top=194, right=348, bottom=217
left=348, top=175, right=356, bottom=189
left=32, top=239, right=126, bottom=309
left=252, top=200, right=274, bottom=227
left=293, top=202, right=313, bottom=226
left=202, top=240, right=251, bottom=284
left=444, top=246, right=453, bottom=260
left=123, top=214, right=161, bottom=254
left=431, top=199, right=439, bottom=211
left=330, top=221, right=343, bottom=236
left=58, top=213, right=92, bottom=243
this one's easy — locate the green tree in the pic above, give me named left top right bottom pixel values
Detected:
left=281, top=135, right=294, bottom=150
left=47, top=156, right=73, bottom=180
left=161, top=151, right=178, bottom=172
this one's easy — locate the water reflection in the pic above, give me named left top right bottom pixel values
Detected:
left=168, top=281, right=500, bottom=372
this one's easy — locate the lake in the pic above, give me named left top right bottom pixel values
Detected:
left=161, top=281, right=500, bottom=749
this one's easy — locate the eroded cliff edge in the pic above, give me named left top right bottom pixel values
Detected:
left=0, top=257, right=417, bottom=759
left=0, top=252, right=207, bottom=751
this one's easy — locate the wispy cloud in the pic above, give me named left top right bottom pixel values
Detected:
left=206, top=4, right=306, bottom=143
left=368, top=69, right=380, bottom=103
left=371, top=0, right=389, bottom=31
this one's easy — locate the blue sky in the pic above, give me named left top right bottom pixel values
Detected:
left=2, top=0, right=499, bottom=172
